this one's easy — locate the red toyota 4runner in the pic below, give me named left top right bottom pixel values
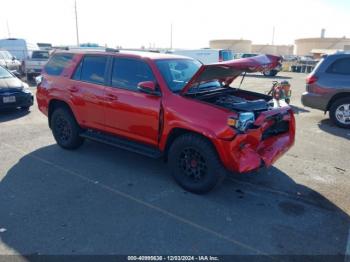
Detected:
left=37, top=50, right=295, bottom=193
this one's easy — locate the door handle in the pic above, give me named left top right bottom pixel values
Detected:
left=68, top=86, right=79, bottom=93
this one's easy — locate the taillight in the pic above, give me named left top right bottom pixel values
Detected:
left=306, top=75, right=318, bottom=85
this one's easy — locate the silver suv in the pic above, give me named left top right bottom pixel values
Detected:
left=302, top=52, right=350, bottom=128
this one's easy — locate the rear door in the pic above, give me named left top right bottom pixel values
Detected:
left=70, top=55, right=109, bottom=130
left=104, top=57, right=161, bottom=146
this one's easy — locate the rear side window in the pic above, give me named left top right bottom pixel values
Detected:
left=111, top=58, right=155, bottom=91
left=44, top=53, right=74, bottom=76
left=79, top=55, right=108, bottom=85
left=326, top=58, right=350, bottom=75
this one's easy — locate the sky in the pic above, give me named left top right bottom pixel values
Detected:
left=0, top=0, right=349, bottom=49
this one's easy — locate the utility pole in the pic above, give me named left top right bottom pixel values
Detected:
left=6, top=20, right=11, bottom=38
left=170, top=23, right=173, bottom=49
left=74, top=0, right=80, bottom=46
left=272, top=26, right=275, bottom=45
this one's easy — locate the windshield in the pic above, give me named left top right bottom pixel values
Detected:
left=32, top=51, right=49, bottom=59
left=0, top=66, right=13, bottom=79
left=156, top=59, right=222, bottom=92
left=156, top=59, right=201, bottom=92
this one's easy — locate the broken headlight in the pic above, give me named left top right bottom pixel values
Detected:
left=228, top=112, right=255, bottom=132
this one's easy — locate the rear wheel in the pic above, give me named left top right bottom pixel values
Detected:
left=168, top=134, right=226, bottom=194
left=51, top=107, right=84, bottom=149
left=329, top=97, right=350, bottom=129
left=263, top=70, right=278, bottom=77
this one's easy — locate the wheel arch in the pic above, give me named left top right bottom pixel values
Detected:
left=326, top=92, right=350, bottom=111
left=163, top=127, right=218, bottom=162
left=48, top=99, right=76, bottom=128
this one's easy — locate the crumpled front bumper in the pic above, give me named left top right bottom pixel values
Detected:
left=215, top=109, right=295, bottom=173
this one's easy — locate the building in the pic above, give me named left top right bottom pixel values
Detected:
left=209, top=39, right=252, bottom=53
left=251, top=44, right=294, bottom=56
left=295, top=37, right=350, bottom=56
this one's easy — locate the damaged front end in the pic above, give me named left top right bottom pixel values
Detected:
left=216, top=105, right=295, bottom=173
left=181, top=54, right=295, bottom=173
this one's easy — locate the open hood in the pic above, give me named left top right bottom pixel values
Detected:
left=180, top=54, right=281, bottom=95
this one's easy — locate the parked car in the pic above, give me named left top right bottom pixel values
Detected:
left=0, top=49, right=21, bottom=71
left=37, top=50, right=295, bottom=193
left=235, top=53, right=282, bottom=76
left=0, top=66, right=33, bottom=111
left=23, top=50, right=50, bottom=80
left=166, top=49, right=234, bottom=64
left=0, top=38, right=39, bottom=62
left=302, top=52, right=350, bottom=128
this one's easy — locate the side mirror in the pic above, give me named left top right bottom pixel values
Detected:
left=12, top=56, right=16, bottom=61
left=137, top=81, right=160, bottom=95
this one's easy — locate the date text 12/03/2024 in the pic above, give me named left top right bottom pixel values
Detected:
left=127, top=256, right=219, bottom=261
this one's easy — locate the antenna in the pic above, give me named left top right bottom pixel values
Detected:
left=272, top=26, right=275, bottom=45
left=74, top=0, right=80, bottom=46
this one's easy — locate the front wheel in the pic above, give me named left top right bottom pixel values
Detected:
left=329, top=98, right=350, bottom=129
left=51, top=107, right=84, bottom=149
left=168, top=134, right=226, bottom=194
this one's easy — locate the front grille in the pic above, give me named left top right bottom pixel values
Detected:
left=0, top=92, right=33, bottom=107
left=262, top=119, right=289, bottom=140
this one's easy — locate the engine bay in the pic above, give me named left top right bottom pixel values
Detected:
left=214, top=95, right=269, bottom=112
left=194, top=88, right=274, bottom=114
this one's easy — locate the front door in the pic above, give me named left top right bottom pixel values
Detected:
left=104, top=57, right=161, bottom=146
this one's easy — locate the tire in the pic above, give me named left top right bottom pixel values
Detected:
left=329, top=97, right=350, bottom=129
left=263, top=70, right=278, bottom=77
left=51, top=107, right=84, bottom=149
left=168, top=134, right=226, bottom=194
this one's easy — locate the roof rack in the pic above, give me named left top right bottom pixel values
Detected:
left=105, top=48, right=119, bottom=53
left=58, top=46, right=120, bottom=53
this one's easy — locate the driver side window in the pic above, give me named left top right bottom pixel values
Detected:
left=111, top=58, right=155, bottom=91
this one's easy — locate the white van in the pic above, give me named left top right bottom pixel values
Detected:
left=0, top=38, right=39, bottom=62
left=166, top=49, right=234, bottom=64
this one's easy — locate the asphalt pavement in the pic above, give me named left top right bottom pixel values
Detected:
left=0, top=72, right=349, bottom=260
